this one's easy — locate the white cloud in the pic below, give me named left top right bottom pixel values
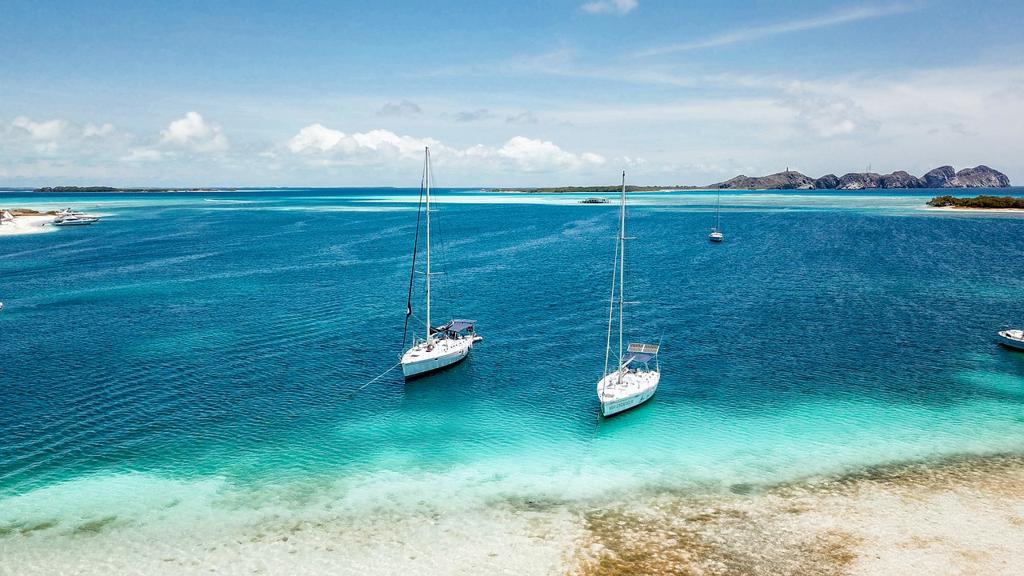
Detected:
left=287, top=125, right=440, bottom=162
left=83, top=123, right=115, bottom=138
left=159, top=111, right=229, bottom=152
left=11, top=116, right=67, bottom=141
left=494, top=136, right=605, bottom=171
left=286, top=125, right=604, bottom=173
left=120, top=148, right=163, bottom=162
left=287, top=123, right=345, bottom=153
left=6, top=117, right=122, bottom=154
left=634, top=2, right=919, bottom=56
left=582, top=0, right=638, bottom=15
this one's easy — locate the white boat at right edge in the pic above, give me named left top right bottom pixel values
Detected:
left=597, top=171, right=661, bottom=417
left=997, top=329, right=1024, bottom=351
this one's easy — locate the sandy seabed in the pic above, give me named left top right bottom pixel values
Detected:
left=2, top=455, right=1023, bottom=575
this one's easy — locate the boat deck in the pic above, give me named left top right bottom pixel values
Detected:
left=597, top=368, right=659, bottom=402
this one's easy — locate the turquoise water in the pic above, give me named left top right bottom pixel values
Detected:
left=2, top=188, right=1024, bottom=533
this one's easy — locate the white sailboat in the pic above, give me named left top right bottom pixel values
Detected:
left=709, top=188, right=723, bottom=242
left=400, top=147, right=479, bottom=379
left=597, top=171, right=661, bottom=417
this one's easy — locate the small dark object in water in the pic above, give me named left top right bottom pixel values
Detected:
left=580, top=197, right=609, bottom=204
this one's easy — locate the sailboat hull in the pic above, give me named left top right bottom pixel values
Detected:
left=401, top=337, right=473, bottom=379
left=597, top=369, right=660, bottom=417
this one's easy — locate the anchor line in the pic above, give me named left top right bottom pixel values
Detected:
left=346, top=362, right=402, bottom=399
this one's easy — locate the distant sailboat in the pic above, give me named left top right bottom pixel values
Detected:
left=399, top=147, right=479, bottom=379
left=597, top=171, right=661, bottom=417
left=709, top=188, right=723, bottom=242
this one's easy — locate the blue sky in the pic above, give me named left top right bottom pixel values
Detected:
left=2, top=0, right=1022, bottom=186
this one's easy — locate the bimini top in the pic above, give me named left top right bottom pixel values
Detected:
left=432, top=319, right=477, bottom=334
left=625, top=342, right=659, bottom=364
left=627, top=343, right=660, bottom=354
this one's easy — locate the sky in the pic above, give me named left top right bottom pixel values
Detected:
left=1, top=0, right=1023, bottom=187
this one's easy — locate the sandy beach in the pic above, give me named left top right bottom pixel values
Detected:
left=3, top=455, right=1022, bottom=575
left=923, top=206, right=1024, bottom=214
left=0, top=214, right=55, bottom=236
left=571, top=455, right=1024, bottom=576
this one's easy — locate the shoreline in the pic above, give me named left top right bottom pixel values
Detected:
left=925, top=206, right=1024, bottom=213
left=572, top=453, right=1024, bottom=575
left=0, top=214, right=55, bottom=236
left=2, top=453, right=1022, bottom=575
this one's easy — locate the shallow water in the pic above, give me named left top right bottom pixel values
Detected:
left=2, top=187, right=1024, bottom=561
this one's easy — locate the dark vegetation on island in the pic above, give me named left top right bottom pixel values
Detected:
left=484, top=185, right=697, bottom=193
left=488, top=165, right=1011, bottom=193
left=33, top=186, right=236, bottom=193
left=927, top=195, right=1024, bottom=209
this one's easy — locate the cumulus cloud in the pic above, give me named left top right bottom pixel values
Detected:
left=478, top=136, right=606, bottom=172
left=11, top=117, right=67, bottom=141
left=581, top=0, right=638, bottom=15
left=5, top=116, right=125, bottom=155
left=376, top=100, right=423, bottom=117
left=286, top=125, right=604, bottom=173
left=159, top=111, right=229, bottom=152
left=287, top=125, right=440, bottom=162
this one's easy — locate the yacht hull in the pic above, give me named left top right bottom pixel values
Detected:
left=601, top=385, right=656, bottom=416
left=401, top=339, right=473, bottom=379
left=597, top=370, right=660, bottom=417
left=998, top=330, right=1024, bottom=351
left=53, top=220, right=97, bottom=226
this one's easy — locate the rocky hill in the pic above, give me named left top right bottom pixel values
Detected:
left=712, top=171, right=816, bottom=190
left=709, top=165, right=1010, bottom=190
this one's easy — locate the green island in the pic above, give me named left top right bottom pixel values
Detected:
left=927, top=195, right=1024, bottom=209
left=483, top=185, right=699, bottom=193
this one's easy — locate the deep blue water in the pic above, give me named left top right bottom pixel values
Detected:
left=1, top=188, right=1024, bottom=525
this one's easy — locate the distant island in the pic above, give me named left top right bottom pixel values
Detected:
left=33, top=186, right=236, bottom=193
left=488, top=165, right=1011, bottom=193
left=711, top=165, right=1010, bottom=190
left=483, top=185, right=698, bottom=193
left=927, top=195, right=1024, bottom=209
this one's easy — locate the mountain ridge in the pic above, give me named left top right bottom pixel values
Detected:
left=709, top=165, right=1010, bottom=190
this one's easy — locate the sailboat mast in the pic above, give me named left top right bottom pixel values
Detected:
left=425, top=147, right=432, bottom=344
left=618, top=170, right=626, bottom=366
left=715, top=188, right=721, bottom=230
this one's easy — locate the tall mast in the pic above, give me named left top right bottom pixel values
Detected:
left=618, top=170, right=626, bottom=367
left=425, top=147, right=432, bottom=344
left=715, top=188, right=721, bottom=230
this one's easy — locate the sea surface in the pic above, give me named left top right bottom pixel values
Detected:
left=2, top=187, right=1024, bottom=569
